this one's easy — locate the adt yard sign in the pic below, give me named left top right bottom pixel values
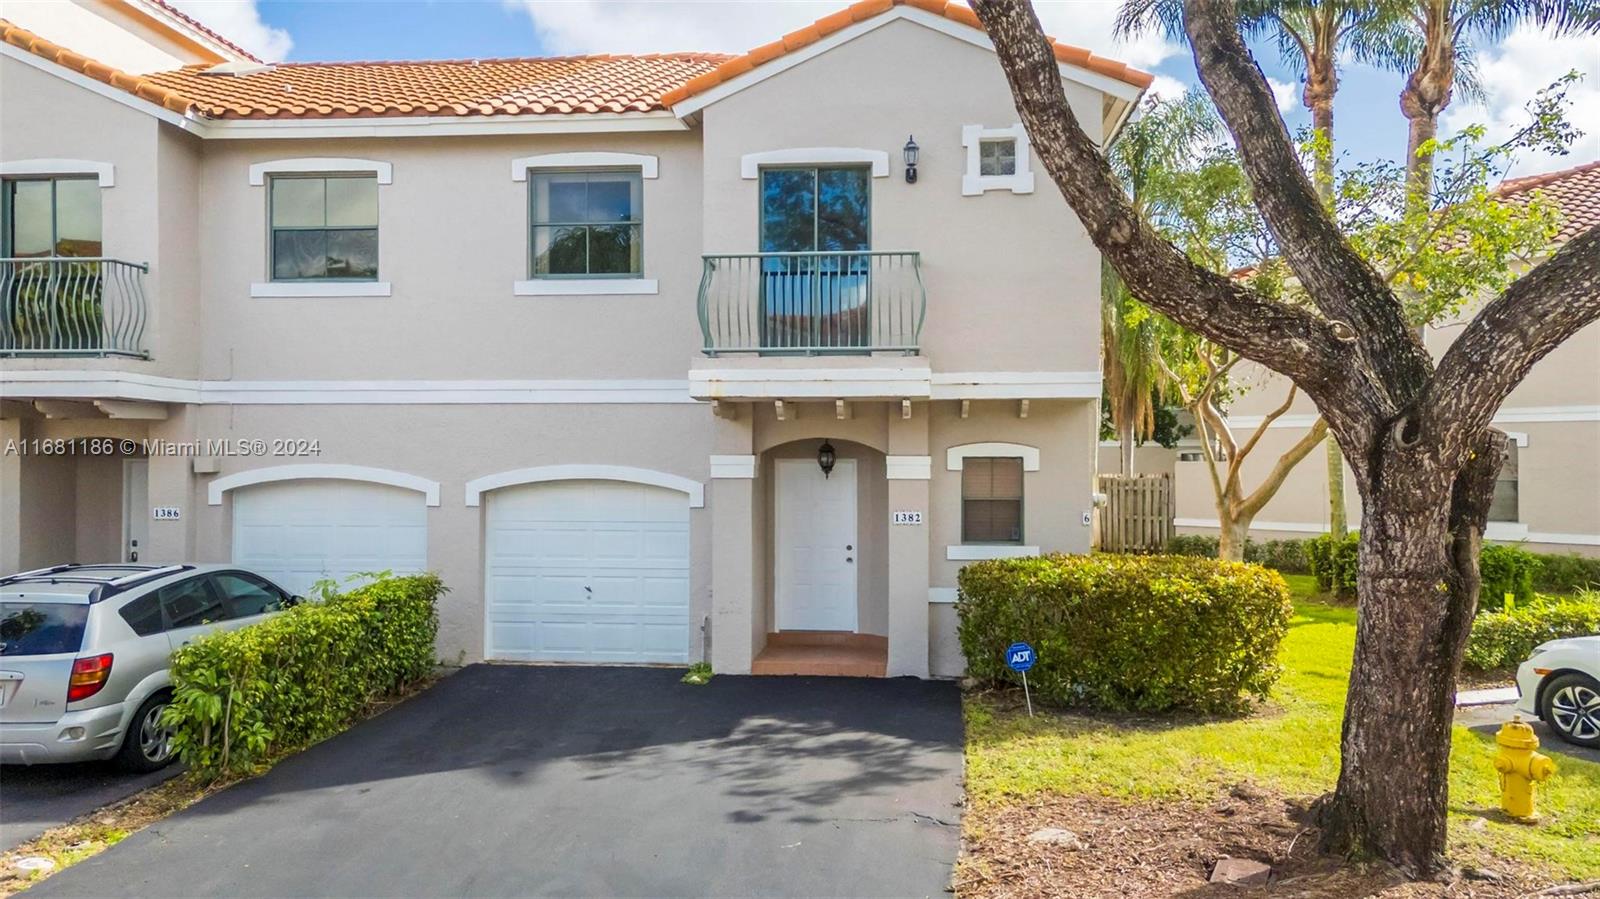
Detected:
left=1006, top=642, right=1035, bottom=673
left=1005, top=641, right=1037, bottom=716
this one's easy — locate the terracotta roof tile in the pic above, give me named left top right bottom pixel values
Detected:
left=141, top=53, right=733, bottom=119
left=659, top=0, right=1154, bottom=107
left=1, top=18, right=197, bottom=114
left=1495, top=159, right=1600, bottom=244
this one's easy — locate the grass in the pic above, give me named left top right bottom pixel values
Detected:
left=964, top=574, right=1600, bottom=880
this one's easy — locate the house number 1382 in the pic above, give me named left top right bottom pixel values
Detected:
left=892, top=511, right=923, bottom=525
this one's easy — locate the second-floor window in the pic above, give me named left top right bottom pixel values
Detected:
left=2, top=177, right=101, bottom=257
left=269, top=174, right=378, bottom=281
left=529, top=170, right=642, bottom=278
left=1489, top=443, right=1520, bottom=523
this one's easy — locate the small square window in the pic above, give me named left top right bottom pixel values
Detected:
left=268, top=175, right=378, bottom=281
left=962, top=457, right=1023, bottom=543
left=979, top=139, right=1017, bottom=177
left=529, top=170, right=643, bottom=277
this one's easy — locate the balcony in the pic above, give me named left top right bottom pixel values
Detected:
left=0, top=258, right=150, bottom=358
left=697, top=251, right=924, bottom=356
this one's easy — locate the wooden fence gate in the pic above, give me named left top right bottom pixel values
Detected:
left=1095, top=473, right=1174, bottom=553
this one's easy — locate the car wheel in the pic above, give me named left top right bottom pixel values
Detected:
left=1539, top=673, right=1600, bottom=749
left=116, top=693, right=177, bottom=772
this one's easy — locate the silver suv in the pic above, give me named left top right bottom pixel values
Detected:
left=0, top=564, right=296, bottom=770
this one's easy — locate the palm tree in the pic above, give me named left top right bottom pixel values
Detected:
left=1366, top=0, right=1599, bottom=205
left=1116, top=0, right=1386, bottom=537
left=1101, top=94, right=1216, bottom=474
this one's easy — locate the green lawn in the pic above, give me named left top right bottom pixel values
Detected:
left=964, top=572, right=1600, bottom=879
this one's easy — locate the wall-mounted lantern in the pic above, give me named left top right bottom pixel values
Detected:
left=903, top=135, right=920, bottom=184
left=817, top=439, right=837, bottom=478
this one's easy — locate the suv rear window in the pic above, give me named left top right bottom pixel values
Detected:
left=0, top=602, right=90, bottom=656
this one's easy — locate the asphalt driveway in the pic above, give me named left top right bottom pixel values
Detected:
left=23, top=665, right=963, bottom=898
left=0, top=763, right=179, bottom=852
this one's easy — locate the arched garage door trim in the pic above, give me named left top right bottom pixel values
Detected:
left=465, top=465, right=705, bottom=508
left=209, top=464, right=442, bottom=506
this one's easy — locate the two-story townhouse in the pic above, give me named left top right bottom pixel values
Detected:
left=0, top=0, right=1151, bottom=678
left=1158, top=160, right=1600, bottom=557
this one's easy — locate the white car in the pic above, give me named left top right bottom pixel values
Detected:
left=1516, top=635, right=1600, bottom=749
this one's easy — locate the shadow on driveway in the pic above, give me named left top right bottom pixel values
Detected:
left=24, top=665, right=964, bottom=898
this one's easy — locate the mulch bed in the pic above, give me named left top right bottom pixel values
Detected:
left=956, top=785, right=1565, bottom=898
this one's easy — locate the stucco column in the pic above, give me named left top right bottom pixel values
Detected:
left=0, top=417, right=21, bottom=574
left=886, top=404, right=930, bottom=678
left=709, top=407, right=759, bottom=674
left=144, top=407, right=195, bottom=564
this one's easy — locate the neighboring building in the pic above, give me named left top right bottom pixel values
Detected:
left=0, top=0, right=259, bottom=74
left=0, top=0, right=1151, bottom=677
left=1158, top=160, right=1600, bottom=556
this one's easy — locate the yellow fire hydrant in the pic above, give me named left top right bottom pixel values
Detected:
left=1493, top=716, right=1555, bottom=820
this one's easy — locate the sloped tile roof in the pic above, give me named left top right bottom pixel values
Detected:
left=141, top=53, right=733, bottom=118
left=1496, top=158, right=1600, bottom=244
left=140, top=0, right=262, bottom=63
left=659, top=0, right=1155, bottom=107
left=1, top=18, right=196, bottom=114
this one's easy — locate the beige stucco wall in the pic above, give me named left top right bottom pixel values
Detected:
left=1174, top=318, right=1600, bottom=555
left=192, top=131, right=704, bottom=381
left=0, top=0, right=217, bottom=74
left=697, top=17, right=1103, bottom=375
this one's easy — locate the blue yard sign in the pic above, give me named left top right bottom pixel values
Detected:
left=1005, top=642, right=1035, bottom=673
left=1005, top=641, right=1036, bottom=716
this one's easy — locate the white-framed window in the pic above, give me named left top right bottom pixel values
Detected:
left=510, top=153, right=659, bottom=297
left=248, top=158, right=391, bottom=298
left=1489, top=441, right=1521, bottom=523
left=2, top=175, right=101, bottom=257
left=962, top=124, right=1035, bottom=196
left=268, top=174, right=379, bottom=282
left=962, top=456, right=1024, bottom=543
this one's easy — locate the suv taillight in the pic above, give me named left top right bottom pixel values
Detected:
left=67, top=653, right=114, bottom=702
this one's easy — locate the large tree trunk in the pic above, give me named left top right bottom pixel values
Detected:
left=1319, top=431, right=1504, bottom=873
left=1308, top=82, right=1347, bottom=536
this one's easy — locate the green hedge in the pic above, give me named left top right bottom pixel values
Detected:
left=956, top=554, right=1292, bottom=714
left=1165, top=535, right=1312, bottom=574
left=1302, top=534, right=1541, bottom=609
left=1306, top=533, right=1360, bottom=596
left=1463, top=592, right=1600, bottom=671
left=165, top=574, right=444, bottom=777
left=1534, top=553, right=1600, bottom=595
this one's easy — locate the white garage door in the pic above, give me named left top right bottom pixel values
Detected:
left=232, top=480, right=428, bottom=596
left=486, top=479, right=690, bottom=663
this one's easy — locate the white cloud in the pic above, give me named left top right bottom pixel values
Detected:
left=164, top=0, right=292, bottom=62
left=1439, top=23, right=1600, bottom=178
left=1146, top=73, right=1189, bottom=100
left=509, top=0, right=1183, bottom=70
left=1266, top=76, right=1298, bottom=114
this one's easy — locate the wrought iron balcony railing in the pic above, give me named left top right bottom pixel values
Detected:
left=0, top=258, right=150, bottom=358
left=697, top=251, right=924, bottom=356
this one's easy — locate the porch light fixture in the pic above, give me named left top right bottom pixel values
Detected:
left=818, top=440, right=837, bottom=478
left=903, top=135, right=919, bottom=183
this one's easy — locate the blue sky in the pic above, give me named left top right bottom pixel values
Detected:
left=180, top=1, right=1597, bottom=178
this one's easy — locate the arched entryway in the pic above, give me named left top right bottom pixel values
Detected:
left=756, top=438, right=888, bottom=676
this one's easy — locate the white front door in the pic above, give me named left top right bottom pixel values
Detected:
left=775, top=458, right=858, bottom=632
left=122, top=459, right=149, bottom=563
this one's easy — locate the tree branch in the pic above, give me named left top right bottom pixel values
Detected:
left=1240, top=416, right=1330, bottom=517
left=969, top=0, right=1351, bottom=397
left=1180, top=0, right=1434, bottom=408
left=1423, top=225, right=1600, bottom=465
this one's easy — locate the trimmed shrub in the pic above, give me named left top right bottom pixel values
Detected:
left=165, top=574, right=445, bottom=777
left=1306, top=533, right=1360, bottom=596
left=956, top=554, right=1293, bottom=714
left=1477, top=544, right=1541, bottom=611
left=1463, top=592, right=1600, bottom=671
left=1532, top=553, right=1600, bottom=595
left=1164, top=535, right=1312, bottom=575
